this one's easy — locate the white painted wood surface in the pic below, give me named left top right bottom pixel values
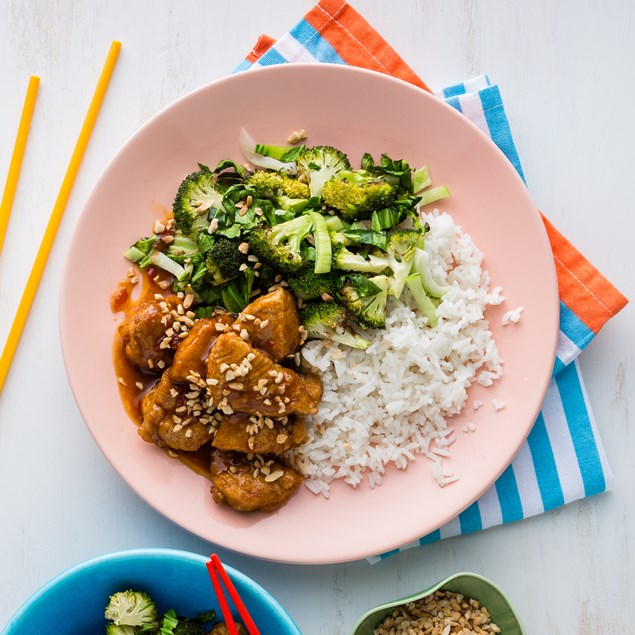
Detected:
left=0, top=1, right=633, bottom=633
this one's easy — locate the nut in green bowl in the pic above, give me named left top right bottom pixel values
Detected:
left=352, top=572, right=526, bottom=635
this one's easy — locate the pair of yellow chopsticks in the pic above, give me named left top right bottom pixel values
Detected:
left=0, top=41, right=122, bottom=396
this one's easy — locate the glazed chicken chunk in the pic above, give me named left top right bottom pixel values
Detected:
left=231, top=287, right=301, bottom=361
left=210, top=451, right=304, bottom=512
left=118, top=296, right=184, bottom=372
left=169, top=312, right=233, bottom=383
left=207, top=332, right=322, bottom=417
left=212, top=413, right=307, bottom=455
left=139, top=373, right=213, bottom=452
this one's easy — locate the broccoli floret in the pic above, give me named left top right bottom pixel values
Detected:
left=331, top=242, right=389, bottom=274
left=300, top=302, right=370, bottom=349
left=173, top=171, right=224, bottom=236
left=296, top=146, right=351, bottom=197
left=339, top=274, right=389, bottom=329
left=385, top=229, right=419, bottom=298
left=205, top=237, right=246, bottom=285
left=322, top=180, right=396, bottom=221
left=105, top=625, right=137, bottom=635
left=288, top=268, right=341, bottom=300
left=248, top=215, right=313, bottom=274
left=105, top=590, right=158, bottom=630
left=247, top=170, right=310, bottom=199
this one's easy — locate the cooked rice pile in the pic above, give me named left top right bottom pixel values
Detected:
left=293, top=211, right=504, bottom=495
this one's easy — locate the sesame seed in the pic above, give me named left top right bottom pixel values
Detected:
left=206, top=378, right=219, bottom=386
left=260, top=319, right=269, bottom=329
left=172, top=415, right=182, bottom=424
left=135, top=381, right=144, bottom=390
left=227, top=382, right=244, bottom=390
left=117, top=377, right=127, bottom=386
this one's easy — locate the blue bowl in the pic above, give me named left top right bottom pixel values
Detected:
left=1, top=548, right=301, bottom=635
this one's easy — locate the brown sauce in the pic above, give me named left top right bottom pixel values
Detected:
left=111, top=267, right=213, bottom=479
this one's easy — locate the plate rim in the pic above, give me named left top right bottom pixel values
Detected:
left=59, top=63, right=559, bottom=564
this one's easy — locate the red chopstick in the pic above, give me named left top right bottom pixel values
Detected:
left=206, top=553, right=260, bottom=635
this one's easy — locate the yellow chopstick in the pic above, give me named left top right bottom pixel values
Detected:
left=0, top=75, right=40, bottom=255
left=0, top=41, right=122, bottom=397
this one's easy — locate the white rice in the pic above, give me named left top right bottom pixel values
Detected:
left=502, top=306, right=524, bottom=325
left=291, top=211, right=505, bottom=495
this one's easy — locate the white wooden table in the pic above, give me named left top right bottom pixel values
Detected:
left=1, top=2, right=633, bottom=633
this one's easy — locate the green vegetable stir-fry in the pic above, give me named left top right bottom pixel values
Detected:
left=124, top=129, right=451, bottom=348
left=104, top=589, right=218, bottom=634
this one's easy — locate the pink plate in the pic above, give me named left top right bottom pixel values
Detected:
left=60, top=64, right=558, bottom=564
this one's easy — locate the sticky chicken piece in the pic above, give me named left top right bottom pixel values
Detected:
left=169, top=312, right=233, bottom=383
left=212, top=413, right=307, bottom=455
left=139, top=372, right=212, bottom=452
left=210, top=451, right=303, bottom=512
left=207, top=332, right=322, bottom=416
left=118, top=296, right=182, bottom=372
left=232, top=287, right=300, bottom=361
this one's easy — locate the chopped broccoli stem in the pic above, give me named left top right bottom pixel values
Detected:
left=412, top=165, right=431, bottom=193
left=300, top=302, right=370, bottom=349
left=308, top=211, right=332, bottom=274
left=412, top=248, right=452, bottom=298
left=417, top=184, right=450, bottom=206
left=385, top=229, right=419, bottom=298
left=149, top=250, right=186, bottom=279
left=405, top=273, right=439, bottom=327
left=332, top=243, right=390, bottom=274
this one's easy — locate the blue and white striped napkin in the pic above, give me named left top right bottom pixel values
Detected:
left=236, top=0, right=627, bottom=563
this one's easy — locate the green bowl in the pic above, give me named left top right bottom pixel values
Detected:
left=351, top=572, right=526, bottom=635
